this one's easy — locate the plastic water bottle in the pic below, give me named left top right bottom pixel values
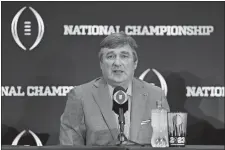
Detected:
left=151, top=100, right=169, bottom=147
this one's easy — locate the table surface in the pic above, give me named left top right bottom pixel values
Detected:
left=1, top=145, right=225, bottom=150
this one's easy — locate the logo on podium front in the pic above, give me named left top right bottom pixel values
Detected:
left=12, top=130, right=43, bottom=146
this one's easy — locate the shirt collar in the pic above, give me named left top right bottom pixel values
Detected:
left=107, top=82, right=132, bottom=99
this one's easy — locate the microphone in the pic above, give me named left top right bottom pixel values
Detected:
left=112, top=86, right=128, bottom=115
left=112, top=86, right=128, bottom=143
left=112, top=86, right=145, bottom=147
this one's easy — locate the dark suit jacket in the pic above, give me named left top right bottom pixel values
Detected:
left=59, top=77, right=170, bottom=146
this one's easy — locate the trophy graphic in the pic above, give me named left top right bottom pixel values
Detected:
left=168, top=112, right=187, bottom=147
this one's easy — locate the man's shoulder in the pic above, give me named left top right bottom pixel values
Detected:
left=135, top=78, right=163, bottom=93
left=68, top=77, right=102, bottom=95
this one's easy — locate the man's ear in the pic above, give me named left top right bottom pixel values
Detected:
left=100, top=61, right=103, bottom=70
left=134, top=60, right=138, bottom=70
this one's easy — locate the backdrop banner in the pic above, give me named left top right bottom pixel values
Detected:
left=1, top=2, right=224, bottom=145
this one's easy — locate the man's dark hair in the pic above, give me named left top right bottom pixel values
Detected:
left=99, top=32, right=138, bottom=62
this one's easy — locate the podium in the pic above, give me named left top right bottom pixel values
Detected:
left=1, top=145, right=224, bottom=150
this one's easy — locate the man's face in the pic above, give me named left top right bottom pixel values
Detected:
left=100, top=45, right=138, bottom=87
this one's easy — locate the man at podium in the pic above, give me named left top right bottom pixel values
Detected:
left=59, top=32, right=170, bottom=145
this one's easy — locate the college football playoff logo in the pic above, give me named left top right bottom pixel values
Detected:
left=11, top=6, right=44, bottom=51
left=139, top=68, right=168, bottom=96
left=113, top=90, right=128, bottom=104
left=12, top=129, right=43, bottom=146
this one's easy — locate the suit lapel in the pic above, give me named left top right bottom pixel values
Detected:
left=130, top=78, right=148, bottom=141
left=92, top=78, right=118, bottom=140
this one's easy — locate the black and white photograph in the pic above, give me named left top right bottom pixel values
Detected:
left=1, top=1, right=224, bottom=150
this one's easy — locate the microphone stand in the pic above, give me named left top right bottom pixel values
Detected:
left=117, top=108, right=145, bottom=147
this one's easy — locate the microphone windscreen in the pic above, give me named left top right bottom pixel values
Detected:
left=113, top=100, right=128, bottom=115
left=113, top=86, right=127, bottom=104
left=113, top=86, right=126, bottom=94
left=112, top=86, right=128, bottom=114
